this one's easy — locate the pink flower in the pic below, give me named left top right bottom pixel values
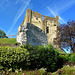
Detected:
left=58, top=71, right=60, bottom=73
left=63, top=71, right=65, bottom=73
left=24, top=74, right=27, bottom=75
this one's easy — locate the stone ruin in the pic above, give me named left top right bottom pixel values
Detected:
left=17, top=23, right=48, bottom=46
left=17, top=9, right=59, bottom=46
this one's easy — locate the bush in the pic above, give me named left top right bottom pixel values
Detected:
left=0, top=46, right=29, bottom=71
left=59, top=54, right=69, bottom=63
left=21, top=44, right=61, bottom=72
left=21, top=44, right=40, bottom=69
left=14, top=42, right=20, bottom=46
left=0, top=44, right=65, bottom=72
left=37, top=44, right=60, bottom=72
left=69, top=54, right=75, bottom=63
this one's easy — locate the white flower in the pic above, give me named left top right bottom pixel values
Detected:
left=67, top=65, right=70, bottom=67
left=39, top=67, right=47, bottom=72
left=20, top=68, right=22, bottom=72
left=44, top=68, right=47, bottom=70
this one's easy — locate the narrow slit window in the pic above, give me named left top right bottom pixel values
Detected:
left=46, top=27, right=49, bottom=33
left=36, top=18, right=38, bottom=20
left=54, top=24, right=56, bottom=26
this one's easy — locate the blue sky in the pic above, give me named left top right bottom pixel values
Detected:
left=0, top=0, right=75, bottom=35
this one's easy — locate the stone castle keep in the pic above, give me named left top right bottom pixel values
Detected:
left=17, top=9, right=59, bottom=46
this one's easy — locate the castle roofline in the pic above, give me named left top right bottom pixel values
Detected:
left=26, top=9, right=59, bottom=19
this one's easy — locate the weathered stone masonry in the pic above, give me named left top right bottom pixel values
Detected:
left=17, top=23, right=48, bottom=46
left=17, top=9, right=59, bottom=45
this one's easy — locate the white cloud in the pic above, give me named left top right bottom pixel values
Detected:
left=7, top=0, right=31, bottom=35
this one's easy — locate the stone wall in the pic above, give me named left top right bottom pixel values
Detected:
left=17, top=9, right=59, bottom=45
left=17, top=23, right=48, bottom=46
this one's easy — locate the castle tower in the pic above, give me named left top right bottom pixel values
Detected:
left=17, top=9, right=59, bottom=45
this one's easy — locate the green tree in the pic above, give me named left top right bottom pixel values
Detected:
left=0, top=30, right=8, bottom=38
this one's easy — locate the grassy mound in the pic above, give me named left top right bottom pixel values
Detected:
left=0, top=38, right=16, bottom=44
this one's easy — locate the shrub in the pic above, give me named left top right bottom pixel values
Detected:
left=14, top=42, right=21, bottom=46
left=59, top=54, right=69, bottom=63
left=21, top=44, right=41, bottom=69
left=69, top=54, right=75, bottom=63
left=0, top=46, right=29, bottom=71
left=37, top=44, right=60, bottom=72
left=21, top=44, right=61, bottom=72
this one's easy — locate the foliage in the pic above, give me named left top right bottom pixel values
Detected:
left=55, top=48, right=66, bottom=54
left=59, top=66, right=75, bottom=75
left=1, top=43, right=75, bottom=73
left=0, top=68, right=47, bottom=75
left=59, top=54, right=69, bottom=63
left=0, top=66, right=75, bottom=75
left=0, top=44, right=75, bottom=74
left=69, top=54, right=75, bottom=63
left=59, top=53, right=75, bottom=66
left=0, top=30, right=8, bottom=38
left=57, top=20, right=75, bottom=52
left=21, top=44, right=62, bottom=72
left=38, top=68, right=47, bottom=75
left=0, top=46, right=29, bottom=71
left=50, top=66, right=75, bottom=75
left=37, top=44, right=60, bottom=72
left=0, top=38, right=16, bottom=44
left=14, top=42, right=21, bottom=46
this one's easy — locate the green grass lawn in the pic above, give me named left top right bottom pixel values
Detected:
left=0, top=38, right=16, bottom=44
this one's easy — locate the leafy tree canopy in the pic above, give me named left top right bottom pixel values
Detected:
left=0, top=30, right=8, bottom=38
left=58, top=20, right=75, bottom=53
